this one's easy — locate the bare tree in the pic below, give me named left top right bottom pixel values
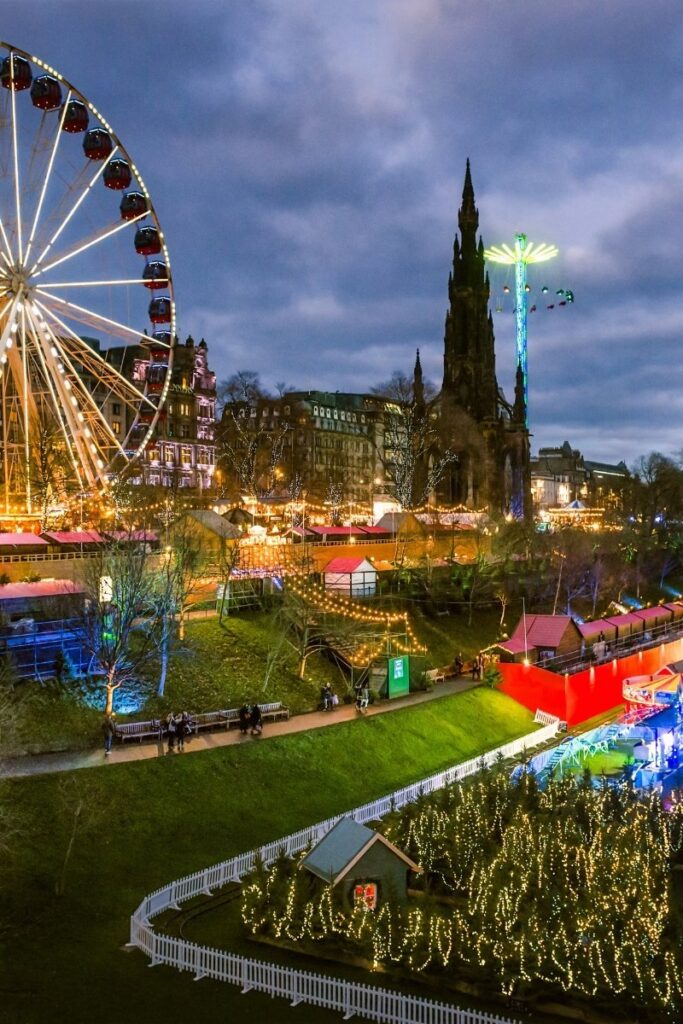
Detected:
left=373, top=372, right=457, bottom=509
left=218, top=407, right=290, bottom=501
left=80, top=540, right=161, bottom=714
left=218, top=369, right=264, bottom=408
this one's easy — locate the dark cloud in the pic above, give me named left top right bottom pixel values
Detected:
left=3, top=0, right=683, bottom=465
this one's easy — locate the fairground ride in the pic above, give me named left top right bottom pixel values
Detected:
left=0, top=42, right=174, bottom=524
left=484, top=233, right=559, bottom=427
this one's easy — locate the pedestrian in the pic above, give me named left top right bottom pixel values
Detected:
left=357, top=683, right=370, bottom=713
left=453, top=652, right=464, bottom=676
left=250, top=703, right=263, bottom=736
left=321, top=683, right=332, bottom=710
left=102, top=714, right=116, bottom=756
left=166, top=711, right=176, bottom=752
left=175, top=712, right=187, bottom=752
left=238, top=703, right=251, bottom=734
left=181, top=710, right=193, bottom=743
left=354, top=681, right=364, bottom=711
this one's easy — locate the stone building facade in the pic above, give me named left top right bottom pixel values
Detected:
left=100, top=335, right=217, bottom=490
left=437, top=162, right=531, bottom=517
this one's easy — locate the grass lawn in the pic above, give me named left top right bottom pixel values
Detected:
left=1, top=688, right=537, bottom=1024
left=9, top=606, right=503, bottom=755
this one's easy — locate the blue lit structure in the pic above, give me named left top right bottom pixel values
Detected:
left=484, top=233, right=558, bottom=427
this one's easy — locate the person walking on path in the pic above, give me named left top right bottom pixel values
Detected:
left=166, top=712, right=177, bottom=753
left=102, top=714, right=116, bottom=756
left=250, top=703, right=263, bottom=736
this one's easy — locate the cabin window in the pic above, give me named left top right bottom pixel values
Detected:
left=353, top=882, right=378, bottom=910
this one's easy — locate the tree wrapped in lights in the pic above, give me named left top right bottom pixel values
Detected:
left=242, top=768, right=683, bottom=1018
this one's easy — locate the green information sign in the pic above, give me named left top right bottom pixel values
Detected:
left=388, top=655, right=410, bottom=699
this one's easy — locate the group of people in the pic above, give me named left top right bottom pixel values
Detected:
left=238, top=702, right=263, bottom=736
left=452, top=651, right=485, bottom=680
left=165, top=711, right=193, bottom=752
left=320, top=684, right=339, bottom=711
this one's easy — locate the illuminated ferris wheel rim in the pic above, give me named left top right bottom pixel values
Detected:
left=0, top=40, right=175, bottom=512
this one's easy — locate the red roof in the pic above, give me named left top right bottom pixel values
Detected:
left=634, top=606, right=669, bottom=623
left=664, top=602, right=683, bottom=617
left=604, top=613, right=643, bottom=628
left=0, top=533, right=48, bottom=547
left=0, top=580, right=85, bottom=601
left=310, top=526, right=366, bottom=537
left=42, top=531, right=107, bottom=545
left=324, top=557, right=375, bottom=573
left=357, top=525, right=392, bottom=537
left=578, top=619, right=614, bottom=639
left=497, top=637, right=533, bottom=654
left=511, top=614, right=575, bottom=648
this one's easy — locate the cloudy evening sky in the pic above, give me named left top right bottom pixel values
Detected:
left=4, top=0, right=683, bottom=466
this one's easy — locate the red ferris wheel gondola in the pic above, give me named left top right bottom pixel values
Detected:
left=61, top=99, right=89, bottom=133
left=0, top=54, right=32, bottom=91
left=83, top=127, right=113, bottom=161
left=134, top=225, right=161, bottom=255
left=142, top=261, right=168, bottom=290
left=30, top=74, right=62, bottom=110
left=103, top=158, right=132, bottom=190
left=120, top=191, right=148, bottom=220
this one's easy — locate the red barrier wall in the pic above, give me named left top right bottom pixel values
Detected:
left=498, top=635, right=683, bottom=726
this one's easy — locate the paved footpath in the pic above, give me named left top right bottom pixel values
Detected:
left=0, top=676, right=479, bottom=780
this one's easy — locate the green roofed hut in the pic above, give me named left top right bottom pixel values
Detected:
left=302, top=817, right=420, bottom=909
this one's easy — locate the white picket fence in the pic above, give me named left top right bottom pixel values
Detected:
left=129, top=714, right=562, bottom=1024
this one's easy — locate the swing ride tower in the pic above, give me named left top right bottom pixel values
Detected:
left=484, top=233, right=558, bottom=427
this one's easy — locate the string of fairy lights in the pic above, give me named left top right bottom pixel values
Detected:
left=285, top=574, right=427, bottom=666
left=241, top=770, right=683, bottom=1014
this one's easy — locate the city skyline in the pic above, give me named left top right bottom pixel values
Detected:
left=4, top=1, right=683, bottom=466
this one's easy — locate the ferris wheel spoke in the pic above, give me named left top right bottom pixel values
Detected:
left=24, top=305, right=91, bottom=489
left=9, top=61, right=23, bottom=262
left=33, top=212, right=147, bottom=278
left=33, top=299, right=160, bottom=412
left=23, top=90, right=71, bottom=268
left=38, top=277, right=167, bottom=289
left=28, top=145, right=119, bottom=276
left=35, top=288, right=169, bottom=347
left=34, top=312, right=126, bottom=468
left=0, top=216, right=14, bottom=265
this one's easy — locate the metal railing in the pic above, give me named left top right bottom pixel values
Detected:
left=129, top=716, right=561, bottom=1024
left=537, top=616, right=683, bottom=675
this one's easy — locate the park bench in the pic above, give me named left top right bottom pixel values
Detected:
left=190, top=710, right=235, bottom=733
left=115, top=702, right=290, bottom=743
left=114, top=719, right=162, bottom=743
left=424, top=668, right=445, bottom=685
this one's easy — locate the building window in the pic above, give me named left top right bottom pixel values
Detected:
left=112, top=421, right=121, bottom=435
left=353, top=883, right=377, bottom=910
left=112, top=403, right=121, bottom=416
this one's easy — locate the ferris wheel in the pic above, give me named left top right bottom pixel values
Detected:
left=0, top=42, right=175, bottom=519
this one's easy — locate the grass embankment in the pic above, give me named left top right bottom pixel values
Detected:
left=10, top=607, right=502, bottom=754
left=1, top=688, right=535, bottom=1024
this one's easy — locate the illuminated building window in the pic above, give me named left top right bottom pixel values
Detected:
left=353, top=882, right=377, bottom=910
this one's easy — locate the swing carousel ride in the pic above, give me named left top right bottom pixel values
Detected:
left=485, top=232, right=574, bottom=427
left=0, top=42, right=174, bottom=527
